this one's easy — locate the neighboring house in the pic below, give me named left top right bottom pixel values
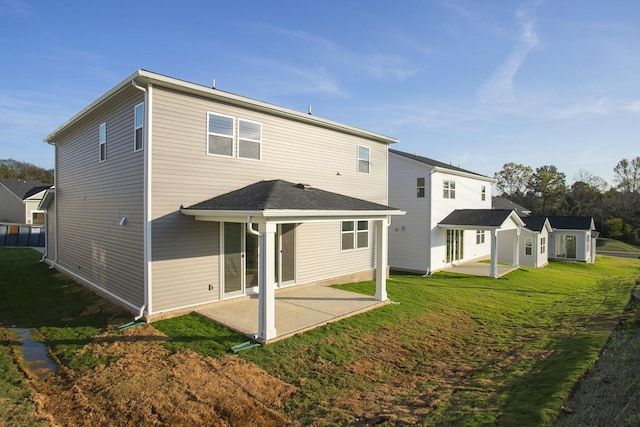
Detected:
left=517, top=216, right=551, bottom=268
left=42, top=70, right=403, bottom=342
left=0, top=178, right=51, bottom=224
left=388, top=149, right=522, bottom=277
left=528, top=216, right=597, bottom=263
left=492, top=196, right=531, bottom=217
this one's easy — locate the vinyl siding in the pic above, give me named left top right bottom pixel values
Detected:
left=0, top=187, right=23, bottom=223
left=149, top=86, right=389, bottom=313
left=388, top=154, right=431, bottom=272
left=53, top=89, right=145, bottom=309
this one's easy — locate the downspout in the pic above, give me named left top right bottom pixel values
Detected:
left=132, top=79, right=149, bottom=321
left=247, top=216, right=264, bottom=338
left=246, top=216, right=261, bottom=237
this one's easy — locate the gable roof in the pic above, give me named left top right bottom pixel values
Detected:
left=0, top=179, right=51, bottom=200
left=183, top=180, right=401, bottom=215
left=439, top=209, right=524, bottom=228
left=389, top=148, right=493, bottom=181
left=520, top=216, right=550, bottom=233
left=492, top=196, right=531, bottom=216
left=45, top=70, right=398, bottom=146
left=547, top=216, right=595, bottom=231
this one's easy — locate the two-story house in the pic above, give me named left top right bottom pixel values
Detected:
left=388, top=149, right=523, bottom=277
left=42, top=70, right=402, bottom=341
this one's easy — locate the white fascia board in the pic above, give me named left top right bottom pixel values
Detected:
left=432, top=166, right=497, bottom=183
left=438, top=224, right=498, bottom=231
left=182, top=208, right=405, bottom=223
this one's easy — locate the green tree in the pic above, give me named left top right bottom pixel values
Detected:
left=531, top=165, right=567, bottom=215
left=494, top=162, right=533, bottom=197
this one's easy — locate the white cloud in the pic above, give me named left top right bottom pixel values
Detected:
left=623, top=100, right=640, bottom=113
left=477, top=1, right=542, bottom=104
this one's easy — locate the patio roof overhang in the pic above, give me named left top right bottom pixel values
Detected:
left=181, top=208, right=402, bottom=224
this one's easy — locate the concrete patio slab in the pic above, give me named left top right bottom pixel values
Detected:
left=197, top=285, right=388, bottom=344
left=446, top=259, right=518, bottom=278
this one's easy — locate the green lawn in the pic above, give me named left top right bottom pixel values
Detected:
left=597, top=237, right=640, bottom=252
left=2, top=247, right=639, bottom=426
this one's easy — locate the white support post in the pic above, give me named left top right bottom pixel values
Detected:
left=257, top=222, right=277, bottom=341
left=375, top=218, right=388, bottom=301
left=513, top=228, right=520, bottom=267
left=490, top=229, right=499, bottom=279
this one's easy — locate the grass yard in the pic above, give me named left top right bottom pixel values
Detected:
left=1, top=247, right=639, bottom=426
left=597, top=237, right=640, bottom=252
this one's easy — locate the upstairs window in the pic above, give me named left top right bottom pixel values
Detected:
left=341, top=220, right=369, bottom=250
left=207, top=113, right=234, bottom=157
left=417, top=177, right=425, bottom=198
left=99, top=122, right=106, bottom=162
left=443, top=180, right=455, bottom=199
left=238, top=119, right=262, bottom=160
left=358, top=145, right=370, bottom=174
left=481, top=185, right=486, bottom=201
left=134, top=103, right=144, bottom=151
left=476, top=230, right=485, bottom=244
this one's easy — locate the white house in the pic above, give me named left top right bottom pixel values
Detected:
left=388, top=149, right=522, bottom=277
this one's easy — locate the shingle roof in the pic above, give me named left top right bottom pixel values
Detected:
left=492, top=196, right=531, bottom=216
left=439, top=209, right=516, bottom=227
left=23, top=185, right=53, bottom=199
left=184, top=180, right=398, bottom=212
left=520, top=216, right=548, bottom=232
left=0, top=179, right=51, bottom=200
left=547, top=216, right=594, bottom=231
left=390, top=148, right=489, bottom=178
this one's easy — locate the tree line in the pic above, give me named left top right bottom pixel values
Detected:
left=0, top=159, right=54, bottom=184
left=494, top=157, right=640, bottom=245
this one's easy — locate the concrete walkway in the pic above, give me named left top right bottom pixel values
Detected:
left=446, top=259, right=518, bottom=278
left=197, top=285, right=388, bottom=343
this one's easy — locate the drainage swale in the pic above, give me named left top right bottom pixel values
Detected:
left=11, top=327, right=58, bottom=378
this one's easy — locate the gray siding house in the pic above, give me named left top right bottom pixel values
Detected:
left=43, top=70, right=402, bottom=341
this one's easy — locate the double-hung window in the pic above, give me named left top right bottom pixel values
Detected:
left=525, top=238, right=533, bottom=255
left=358, top=145, right=370, bottom=174
left=341, top=220, right=368, bottom=250
left=134, top=103, right=144, bottom=151
left=443, top=180, right=455, bottom=199
left=481, top=185, right=486, bottom=201
left=540, top=237, right=546, bottom=254
left=238, top=119, right=262, bottom=160
left=99, top=122, right=106, bottom=162
left=476, top=230, right=485, bottom=244
left=207, top=113, right=234, bottom=157
left=417, top=177, right=425, bottom=198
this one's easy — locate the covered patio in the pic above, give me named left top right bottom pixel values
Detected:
left=197, top=284, right=388, bottom=343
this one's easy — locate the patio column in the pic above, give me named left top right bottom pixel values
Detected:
left=512, top=228, right=520, bottom=267
left=490, top=229, right=498, bottom=278
left=257, top=222, right=277, bottom=341
left=375, top=218, right=388, bottom=301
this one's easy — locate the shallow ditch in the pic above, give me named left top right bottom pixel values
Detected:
left=11, top=327, right=58, bottom=378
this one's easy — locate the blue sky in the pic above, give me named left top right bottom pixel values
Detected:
left=1, top=0, right=639, bottom=186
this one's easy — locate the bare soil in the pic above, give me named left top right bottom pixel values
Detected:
left=28, top=325, right=297, bottom=427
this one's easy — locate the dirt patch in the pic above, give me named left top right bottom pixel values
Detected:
left=31, top=325, right=297, bottom=427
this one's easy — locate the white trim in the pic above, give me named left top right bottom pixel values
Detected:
left=134, top=102, right=144, bottom=152
left=357, top=145, right=371, bottom=174
left=237, top=118, right=262, bottom=161
left=181, top=208, right=403, bottom=220
left=206, top=111, right=235, bottom=158
left=145, top=84, right=153, bottom=315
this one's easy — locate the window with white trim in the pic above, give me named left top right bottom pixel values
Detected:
left=540, top=237, right=546, bottom=254
left=99, top=122, right=106, bottom=162
left=341, top=220, right=368, bottom=250
left=481, top=185, right=486, bottom=201
left=358, top=145, right=370, bottom=174
left=238, top=119, right=261, bottom=160
left=476, top=230, right=485, bottom=244
left=134, top=103, right=144, bottom=151
left=525, top=238, right=533, bottom=255
left=207, top=113, right=234, bottom=157
left=417, top=177, right=425, bottom=198
left=443, top=180, right=455, bottom=199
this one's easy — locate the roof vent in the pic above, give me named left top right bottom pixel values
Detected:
left=295, top=183, right=311, bottom=190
